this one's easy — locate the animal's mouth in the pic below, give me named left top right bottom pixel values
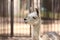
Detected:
left=24, top=21, right=27, bottom=23
left=24, top=18, right=27, bottom=23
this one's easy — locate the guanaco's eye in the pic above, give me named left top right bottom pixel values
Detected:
left=33, top=17, right=36, bottom=19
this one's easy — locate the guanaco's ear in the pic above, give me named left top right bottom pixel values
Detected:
left=35, top=8, right=39, bottom=17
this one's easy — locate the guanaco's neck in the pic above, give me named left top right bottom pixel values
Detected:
left=33, top=19, right=40, bottom=27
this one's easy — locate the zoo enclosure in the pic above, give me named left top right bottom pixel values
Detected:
left=0, top=0, right=60, bottom=37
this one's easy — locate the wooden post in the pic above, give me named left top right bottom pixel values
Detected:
left=10, top=0, right=14, bottom=37
left=14, top=0, right=20, bottom=16
left=3, top=0, right=8, bottom=17
left=0, top=0, right=3, bottom=17
left=34, top=0, right=37, bottom=8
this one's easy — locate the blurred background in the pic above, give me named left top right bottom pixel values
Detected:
left=0, top=0, right=60, bottom=40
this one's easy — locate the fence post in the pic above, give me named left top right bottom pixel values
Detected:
left=10, top=0, right=14, bottom=37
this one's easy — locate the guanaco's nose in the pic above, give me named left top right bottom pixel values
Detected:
left=24, top=19, right=27, bottom=20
